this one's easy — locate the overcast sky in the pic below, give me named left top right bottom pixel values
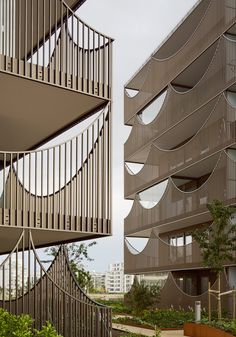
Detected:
left=70, top=0, right=198, bottom=272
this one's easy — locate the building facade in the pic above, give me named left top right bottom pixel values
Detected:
left=105, top=262, right=134, bottom=293
left=90, top=271, right=106, bottom=291
left=0, top=1, right=113, bottom=336
left=124, top=0, right=236, bottom=310
left=90, top=264, right=167, bottom=294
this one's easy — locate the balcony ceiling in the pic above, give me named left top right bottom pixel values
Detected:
left=0, top=71, right=106, bottom=151
left=173, top=153, right=219, bottom=179
left=171, top=41, right=217, bottom=90
left=0, top=226, right=108, bottom=255
left=126, top=211, right=212, bottom=238
left=228, top=23, right=236, bottom=36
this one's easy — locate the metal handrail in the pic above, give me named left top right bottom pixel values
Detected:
left=0, top=0, right=113, bottom=98
left=0, top=105, right=111, bottom=234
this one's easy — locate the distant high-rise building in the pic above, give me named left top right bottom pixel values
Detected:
left=90, top=271, right=106, bottom=291
left=105, top=262, right=134, bottom=293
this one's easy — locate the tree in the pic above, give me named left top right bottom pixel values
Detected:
left=192, top=200, right=236, bottom=320
left=44, top=241, right=96, bottom=291
left=124, top=276, right=160, bottom=315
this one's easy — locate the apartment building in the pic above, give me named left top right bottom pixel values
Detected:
left=105, top=262, right=134, bottom=293
left=0, top=1, right=113, bottom=336
left=124, top=0, right=236, bottom=310
left=90, top=264, right=167, bottom=294
left=90, top=271, right=106, bottom=291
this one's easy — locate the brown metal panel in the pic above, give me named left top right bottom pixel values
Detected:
left=125, top=94, right=236, bottom=198
left=124, top=152, right=236, bottom=236
left=125, top=36, right=236, bottom=159
left=124, top=0, right=236, bottom=124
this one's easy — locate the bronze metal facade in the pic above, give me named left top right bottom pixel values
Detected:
left=0, top=0, right=113, bottom=335
left=124, top=0, right=236, bottom=307
left=0, top=230, right=112, bottom=337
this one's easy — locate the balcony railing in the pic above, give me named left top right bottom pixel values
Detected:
left=125, top=151, right=236, bottom=236
left=0, top=230, right=112, bottom=337
left=0, top=105, right=111, bottom=239
left=124, top=261, right=229, bottom=313
left=124, top=94, right=236, bottom=198
left=124, top=0, right=236, bottom=124
left=157, top=272, right=230, bottom=311
left=124, top=231, right=202, bottom=274
left=125, top=229, right=236, bottom=274
left=0, top=0, right=113, bottom=99
left=124, top=91, right=217, bottom=162
left=125, top=35, right=236, bottom=160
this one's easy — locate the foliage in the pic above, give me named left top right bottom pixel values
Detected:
left=89, top=286, right=106, bottom=294
left=119, top=333, right=146, bottom=337
left=154, top=327, right=161, bottom=337
left=35, top=322, right=62, bottom=337
left=113, top=309, right=195, bottom=329
left=192, top=200, right=236, bottom=274
left=124, top=277, right=160, bottom=315
left=0, top=309, right=62, bottom=337
left=97, top=299, right=132, bottom=314
left=201, top=318, right=236, bottom=336
left=112, top=316, right=153, bottom=329
left=0, top=308, right=33, bottom=337
left=142, top=309, right=194, bottom=328
left=192, top=200, right=236, bottom=320
left=44, top=241, right=97, bottom=290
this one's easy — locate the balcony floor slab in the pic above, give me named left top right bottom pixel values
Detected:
left=0, top=71, right=107, bottom=151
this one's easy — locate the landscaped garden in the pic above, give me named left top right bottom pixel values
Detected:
left=98, top=280, right=196, bottom=330
left=105, top=297, right=236, bottom=336
left=108, top=201, right=236, bottom=337
left=112, top=308, right=195, bottom=329
left=0, top=308, right=62, bottom=337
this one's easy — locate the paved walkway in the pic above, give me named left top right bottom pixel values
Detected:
left=112, top=323, right=186, bottom=336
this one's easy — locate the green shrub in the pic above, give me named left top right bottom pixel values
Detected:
left=113, top=308, right=195, bottom=329
left=113, top=316, right=153, bottom=329
left=0, top=309, right=62, bottom=337
left=35, top=322, right=62, bottom=337
left=201, top=318, right=236, bottom=336
left=0, top=309, right=33, bottom=337
left=124, top=278, right=160, bottom=315
left=142, top=309, right=194, bottom=328
left=97, top=299, right=132, bottom=314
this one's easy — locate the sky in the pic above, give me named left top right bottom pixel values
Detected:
left=66, top=0, right=198, bottom=272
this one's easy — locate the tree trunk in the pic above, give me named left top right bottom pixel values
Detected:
left=217, top=273, right=222, bottom=320
left=208, top=281, right=211, bottom=321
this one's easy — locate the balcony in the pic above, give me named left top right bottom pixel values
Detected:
left=0, top=106, right=111, bottom=253
left=124, top=93, right=236, bottom=198
left=124, top=228, right=236, bottom=275
left=124, top=233, right=231, bottom=313
left=125, top=35, right=236, bottom=161
left=125, top=151, right=236, bottom=236
left=124, top=0, right=236, bottom=124
left=0, top=0, right=113, bottom=151
left=124, top=230, right=202, bottom=274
